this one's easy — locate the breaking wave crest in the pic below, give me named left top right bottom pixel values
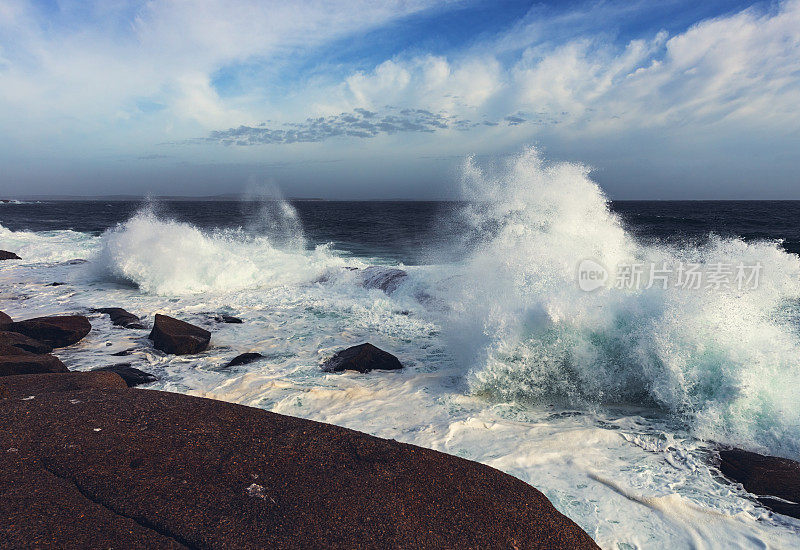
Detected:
left=450, top=148, right=800, bottom=457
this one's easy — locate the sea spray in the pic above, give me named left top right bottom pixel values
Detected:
left=449, top=148, right=800, bottom=458
left=95, top=205, right=343, bottom=295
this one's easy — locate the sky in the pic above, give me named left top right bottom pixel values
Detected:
left=0, top=0, right=799, bottom=199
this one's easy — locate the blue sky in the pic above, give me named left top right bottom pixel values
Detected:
left=1, top=0, right=798, bottom=199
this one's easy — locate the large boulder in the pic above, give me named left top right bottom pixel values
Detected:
left=0, top=331, right=52, bottom=354
left=94, top=308, right=145, bottom=329
left=0, top=250, right=21, bottom=260
left=359, top=266, right=408, bottom=294
left=322, top=343, right=403, bottom=373
left=0, top=385, right=598, bottom=549
left=148, top=314, right=210, bottom=355
left=6, top=316, right=91, bottom=348
left=93, top=364, right=157, bottom=387
left=718, top=448, right=800, bottom=519
left=0, top=311, right=12, bottom=328
left=0, top=347, right=68, bottom=376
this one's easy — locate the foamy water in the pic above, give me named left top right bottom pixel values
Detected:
left=2, top=149, right=799, bottom=548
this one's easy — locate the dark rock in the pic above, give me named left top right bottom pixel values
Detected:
left=0, top=250, right=21, bottom=260
left=0, top=347, right=69, bottom=376
left=111, top=349, right=135, bottom=356
left=93, top=364, right=158, bottom=388
left=0, top=371, right=127, bottom=398
left=0, top=331, right=52, bottom=354
left=215, top=314, right=243, bottom=324
left=359, top=266, right=408, bottom=294
left=0, top=311, right=14, bottom=328
left=0, top=384, right=597, bottom=549
left=148, top=314, right=210, bottom=355
left=6, top=315, right=91, bottom=348
left=718, top=448, right=800, bottom=519
left=322, top=343, right=403, bottom=373
left=46, top=282, right=65, bottom=286
left=94, top=307, right=145, bottom=329
left=224, top=352, right=263, bottom=368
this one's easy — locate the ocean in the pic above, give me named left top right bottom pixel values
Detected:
left=2, top=150, right=800, bottom=548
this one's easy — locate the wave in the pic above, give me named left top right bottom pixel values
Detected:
left=447, top=148, right=800, bottom=458
left=95, top=206, right=346, bottom=295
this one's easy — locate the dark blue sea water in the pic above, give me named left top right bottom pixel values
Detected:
left=3, top=200, right=800, bottom=263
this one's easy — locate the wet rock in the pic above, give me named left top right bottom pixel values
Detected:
left=148, top=314, right=210, bottom=355
left=0, top=347, right=69, bottom=376
left=94, top=307, right=145, bottom=329
left=718, top=448, right=800, bottom=519
left=93, top=364, right=158, bottom=388
left=111, top=349, right=135, bottom=356
left=0, top=250, right=21, bottom=260
left=224, top=352, right=263, bottom=368
left=46, top=282, right=65, bottom=287
left=0, top=331, right=52, bottom=354
left=0, top=311, right=12, bottom=328
left=322, top=343, right=403, bottom=373
left=215, top=314, right=243, bottom=324
left=0, top=384, right=597, bottom=549
left=6, top=315, right=91, bottom=348
left=359, top=266, right=408, bottom=294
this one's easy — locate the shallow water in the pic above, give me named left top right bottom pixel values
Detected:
left=3, top=150, right=800, bottom=548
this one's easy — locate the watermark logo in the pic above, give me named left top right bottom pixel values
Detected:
left=576, top=260, right=762, bottom=292
left=577, top=259, right=608, bottom=292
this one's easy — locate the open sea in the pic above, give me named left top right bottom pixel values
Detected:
left=3, top=151, right=800, bottom=548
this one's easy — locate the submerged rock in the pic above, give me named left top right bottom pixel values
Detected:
left=93, top=364, right=158, bottom=388
left=0, top=347, right=68, bottom=376
left=718, top=448, right=800, bottom=519
left=0, top=381, right=597, bottom=549
left=359, top=266, right=408, bottom=294
left=0, top=250, right=21, bottom=260
left=224, top=352, right=263, bottom=368
left=94, top=307, right=145, bottom=329
left=321, top=343, right=403, bottom=373
left=0, top=331, right=52, bottom=354
left=6, top=315, right=91, bottom=348
left=215, top=314, right=243, bottom=324
left=148, top=314, right=210, bottom=355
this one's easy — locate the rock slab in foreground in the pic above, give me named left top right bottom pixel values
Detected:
left=6, top=315, right=91, bottom=348
left=0, top=250, right=21, bottom=260
left=322, top=343, right=403, bottom=373
left=148, top=314, right=210, bottom=355
left=719, top=448, right=800, bottom=519
left=0, top=379, right=597, bottom=549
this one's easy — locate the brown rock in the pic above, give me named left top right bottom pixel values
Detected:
left=0, top=371, right=127, bottom=398
left=0, top=385, right=597, bottom=549
left=92, top=364, right=158, bottom=387
left=322, top=343, right=403, bottom=373
left=0, top=347, right=68, bottom=376
left=94, top=307, right=145, bottom=329
left=0, top=250, right=21, bottom=260
left=0, top=330, right=53, bottom=354
left=224, top=352, right=263, bottom=368
left=718, top=448, right=800, bottom=519
left=148, top=314, right=210, bottom=355
left=6, top=315, right=91, bottom=348
left=0, top=311, right=12, bottom=328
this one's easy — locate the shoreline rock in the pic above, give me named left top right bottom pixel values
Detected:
left=93, top=364, right=158, bottom=387
left=0, top=348, right=69, bottom=376
left=0, top=330, right=53, bottom=354
left=0, top=311, right=13, bottom=328
left=322, top=343, right=403, bottom=373
left=149, top=314, right=210, bottom=355
left=224, top=352, right=263, bottom=368
left=0, top=377, right=598, bottom=549
left=5, top=315, right=91, bottom=348
left=0, top=250, right=21, bottom=260
left=94, top=307, right=145, bottom=329
left=718, top=448, right=800, bottom=519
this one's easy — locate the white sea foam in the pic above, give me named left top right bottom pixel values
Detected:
left=447, top=148, right=800, bottom=458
